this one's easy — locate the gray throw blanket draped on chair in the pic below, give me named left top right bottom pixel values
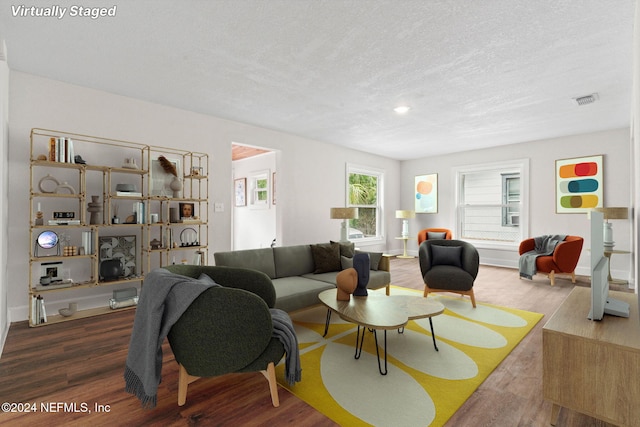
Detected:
left=519, top=234, right=567, bottom=280
left=124, top=268, right=215, bottom=408
left=270, top=308, right=302, bottom=386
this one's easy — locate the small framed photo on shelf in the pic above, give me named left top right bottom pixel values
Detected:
left=40, top=261, right=63, bottom=282
left=234, top=178, right=246, bottom=207
left=179, top=202, right=195, bottom=219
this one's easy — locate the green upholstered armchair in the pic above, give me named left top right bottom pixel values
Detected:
left=163, top=265, right=285, bottom=407
left=418, top=239, right=479, bottom=307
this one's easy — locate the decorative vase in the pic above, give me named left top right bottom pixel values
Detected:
left=87, top=195, right=102, bottom=225
left=336, top=268, right=357, bottom=301
left=170, top=176, right=182, bottom=198
left=59, top=302, right=77, bottom=317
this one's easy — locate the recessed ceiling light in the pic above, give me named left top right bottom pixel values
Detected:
left=394, top=106, right=411, bottom=114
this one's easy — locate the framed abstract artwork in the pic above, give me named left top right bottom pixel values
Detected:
left=234, top=178, right=246, bottom=207
left=98, top=235, right=137, bottom=279
left=415, top=173, right=438, bottom=213
left=555, top=155, right=603, bottom=213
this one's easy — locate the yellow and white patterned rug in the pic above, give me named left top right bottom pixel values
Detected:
left=276, top=287, right=543, bottom=427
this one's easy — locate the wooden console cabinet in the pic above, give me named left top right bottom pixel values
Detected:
left=543, top=287, right=640, bottom=426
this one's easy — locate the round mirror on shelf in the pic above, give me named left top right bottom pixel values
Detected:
left=37, top=230, right=58, bottom=249
left=35, top=230, right=61, bottom=257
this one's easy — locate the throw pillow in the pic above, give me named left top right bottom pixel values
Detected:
left=331, top=240, right=355, bottom=258
left=430, top=245, right=462, bottom=267
left=355, top=250, right=383, bottom=270
left=427, top=231, right=447, bottom=240
left=341, top=255, right=353, bottom=270
left=311, top=242, right=341, bottom=273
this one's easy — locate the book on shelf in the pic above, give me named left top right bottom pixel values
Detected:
left=32, top=295, right=47, bottom=325
left=132, top=201, right=145, bottom=224
left=48, top=137, right=75, bottom=163
left=116, top=191, right=143, bottom=197
left=48, top=219, right=81, bottom=226
left=82, top=230, right=94, bottom=255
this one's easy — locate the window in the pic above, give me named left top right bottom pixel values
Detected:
left=249, top=170, right=270, bottom=208
left=455, top=159, right=528, bottom=246
left=347, top=164, right=384, bottom=241
left=502, top=173, right=520, bottom=226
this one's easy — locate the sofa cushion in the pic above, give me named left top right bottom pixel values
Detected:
left=301, top=270, right=389, bottom=291
left=271, top=276, right=335, bottom=312
left=311, top=242, right=341, bottom=273
left=213, top=248, right=276, bottom=279
left=431, top=245, right=462, bottom=268
left=341, top=255, right=353, bottom=270
left=273, top=244, right=315, bottom=278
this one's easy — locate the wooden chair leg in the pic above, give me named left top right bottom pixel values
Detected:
left=571, top=271, right=576, bottom=284
left=261, top=362, right=280, bottom=407
left=549, top=270, right=555, bottom=286
left=177, top=364, right=200, bottom=406
left=423, top=285, right=429, bottom=298
left=468, top=289, right=476, bottom=308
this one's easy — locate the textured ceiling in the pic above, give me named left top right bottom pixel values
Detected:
left=0, top=0, right=634, bottom=160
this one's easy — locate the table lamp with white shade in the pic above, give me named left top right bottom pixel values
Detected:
left=591, top=207, right=629, bottom=250
left=330, top=207, right=358, bottom=242
left=396, top=210, right=415, bottom=238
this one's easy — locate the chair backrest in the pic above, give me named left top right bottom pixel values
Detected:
left=553, top=235, right=584, bottom=272
left=417, top=228, right=453, bottom=245
left=418, top=239, right=479, bottom=279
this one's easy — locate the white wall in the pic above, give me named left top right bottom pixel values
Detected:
left=0, top=45, right=9, bottom=352
left=402, top=128, right=633, bottom=282
left=232, top=151, right=277, bottom=250
left=6, top=71, right=401, bottom=322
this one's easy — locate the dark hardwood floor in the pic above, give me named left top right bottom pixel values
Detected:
left=0, top=258, right=628, bottom=426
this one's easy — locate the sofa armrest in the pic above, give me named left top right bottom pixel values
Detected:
left=378, top=254, right=391, bottom=272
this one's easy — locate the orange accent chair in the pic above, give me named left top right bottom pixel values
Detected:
left=417, top=228, right=453, bottom=245
left=518, top=236, right=583, bottom=286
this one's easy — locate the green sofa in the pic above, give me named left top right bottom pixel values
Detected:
left=213, top=242, right=391, bottom=312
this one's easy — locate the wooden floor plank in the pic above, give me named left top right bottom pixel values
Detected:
left=0, top=258, right=626, bottom=426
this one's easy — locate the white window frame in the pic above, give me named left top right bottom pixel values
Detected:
left=453, top=159, right=529, bottom=249
left=249, top=169, right=270, bottom=209
left=346, top=163, right=385, bottom=243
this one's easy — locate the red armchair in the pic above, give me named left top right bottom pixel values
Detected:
left=518, top=236, right=583, bottom=286
left=417, top=228, right=452, bottom=245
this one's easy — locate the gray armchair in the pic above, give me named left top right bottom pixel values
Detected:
left=163, top=264, right=285, bottom=407
left=418, top=239, right=479, bottom=307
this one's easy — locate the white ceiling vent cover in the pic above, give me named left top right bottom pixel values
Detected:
left=575, top=93, right=599, bottom=106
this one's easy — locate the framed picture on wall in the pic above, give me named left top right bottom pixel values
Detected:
left=234, top=178, right=246, bottom=207
left=272, top=172, right=276, bottom=205
left=555, top=155, right=603, bottom=213
left=415, top=173, right=438, bottom=213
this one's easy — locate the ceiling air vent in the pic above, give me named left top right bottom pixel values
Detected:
left=575, top=93, right=599, bottom=106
